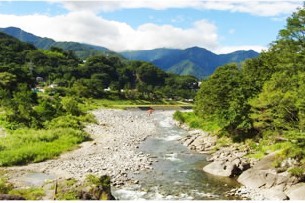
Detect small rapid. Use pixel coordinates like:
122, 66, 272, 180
112, 110, 241, 200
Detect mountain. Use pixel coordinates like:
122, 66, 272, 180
121, 47, 259, 79
0, 27, 115, 59
0, 32, 36, 65
1, 27, 259, 79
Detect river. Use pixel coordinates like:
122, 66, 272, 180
112, 110, 241, 200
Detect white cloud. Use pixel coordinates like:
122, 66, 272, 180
127, 20, 218, 50
0, 12, 219, 51
55, 0, 302, 17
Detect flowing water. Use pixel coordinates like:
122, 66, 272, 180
112, 110, 241, 200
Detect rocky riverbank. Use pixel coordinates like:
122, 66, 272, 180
175, 120, 305, 200
6, 109, 157, 193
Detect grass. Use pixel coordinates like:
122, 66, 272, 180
173, 111, 220, 133
246, 131, 305, 168
54, 175, 113, 200
54, 178, 79, 200
0, 128, 89, 166
288, 167, 305, 178
80, 98, 193, 111
9, 187, 45, 200
0, 175, 13, 194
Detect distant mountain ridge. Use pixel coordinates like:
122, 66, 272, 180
0, 27, 115, 59
121, 47, 259, 79
0, 26, 259, 79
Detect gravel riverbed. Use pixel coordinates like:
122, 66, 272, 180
7, 109, 158, 188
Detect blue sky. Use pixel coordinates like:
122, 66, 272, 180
0, 1, 303, 53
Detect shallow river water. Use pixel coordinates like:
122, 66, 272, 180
112, 110, 241, 200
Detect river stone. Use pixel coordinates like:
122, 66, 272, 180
238, 169, 268, 188
274, 172, 290, 186
261, 186, 289, 200
264, 172, 277, 188
190, 136, 205, 148
253, 152, 277, 170
183, 135, 198, 147
203, 161, 239, 177
238, 152, 279, 188
285, 182, 305, 200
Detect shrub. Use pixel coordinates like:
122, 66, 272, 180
54, 178, 79, 200
61, 97, 82, 116
288, 167, 305, 178
0, 177, 13, 194
173, 111, 185, 123
45, 115, 83, 129
9, 188, 45, 200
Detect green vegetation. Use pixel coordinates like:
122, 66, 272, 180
83, 174, 114, 200
54, 175, 114, 200
177, 4, 305, 169
80, 98, 191, 111
55, 178, 79, 200
174, 111, 220, 132
0, 128, 89, 166
0, 174, 13, 194
9, 187, 45, 200
288, 167, 305, 178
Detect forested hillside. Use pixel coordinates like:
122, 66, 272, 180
121, 47, 259, 79
185, 4, 305, 171
0, 27, 117, 59
1, 27, 259, 79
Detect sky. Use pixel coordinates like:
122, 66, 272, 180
0, 0, 303, 53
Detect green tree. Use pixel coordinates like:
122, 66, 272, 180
2, 84, 38, 127
249, 71, 299, 131
61, 96, 81, 116
195, 64, 242, 127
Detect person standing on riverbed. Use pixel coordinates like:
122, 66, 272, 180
147, 107, 154, 116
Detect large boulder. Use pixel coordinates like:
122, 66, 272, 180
203, 147, 250, 177
237, 152, 304, 200
180, 129, 217, 154
260, 186, 289, 200
237, 153, 290, 189
285, 183, 305, 200
203, 160, 242, 177
238, 169, 271, 188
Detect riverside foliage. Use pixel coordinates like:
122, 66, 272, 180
192, 4, 305, 167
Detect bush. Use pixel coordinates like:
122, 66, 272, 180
9, 188, 45, 200
54, 178, 79, 200
288, 167, 305, 178
173, 111, 220, 132
173, 111, 185, 123
61, 97, 82, 116
0, 177, 13, 194
45, 115, 83, 129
